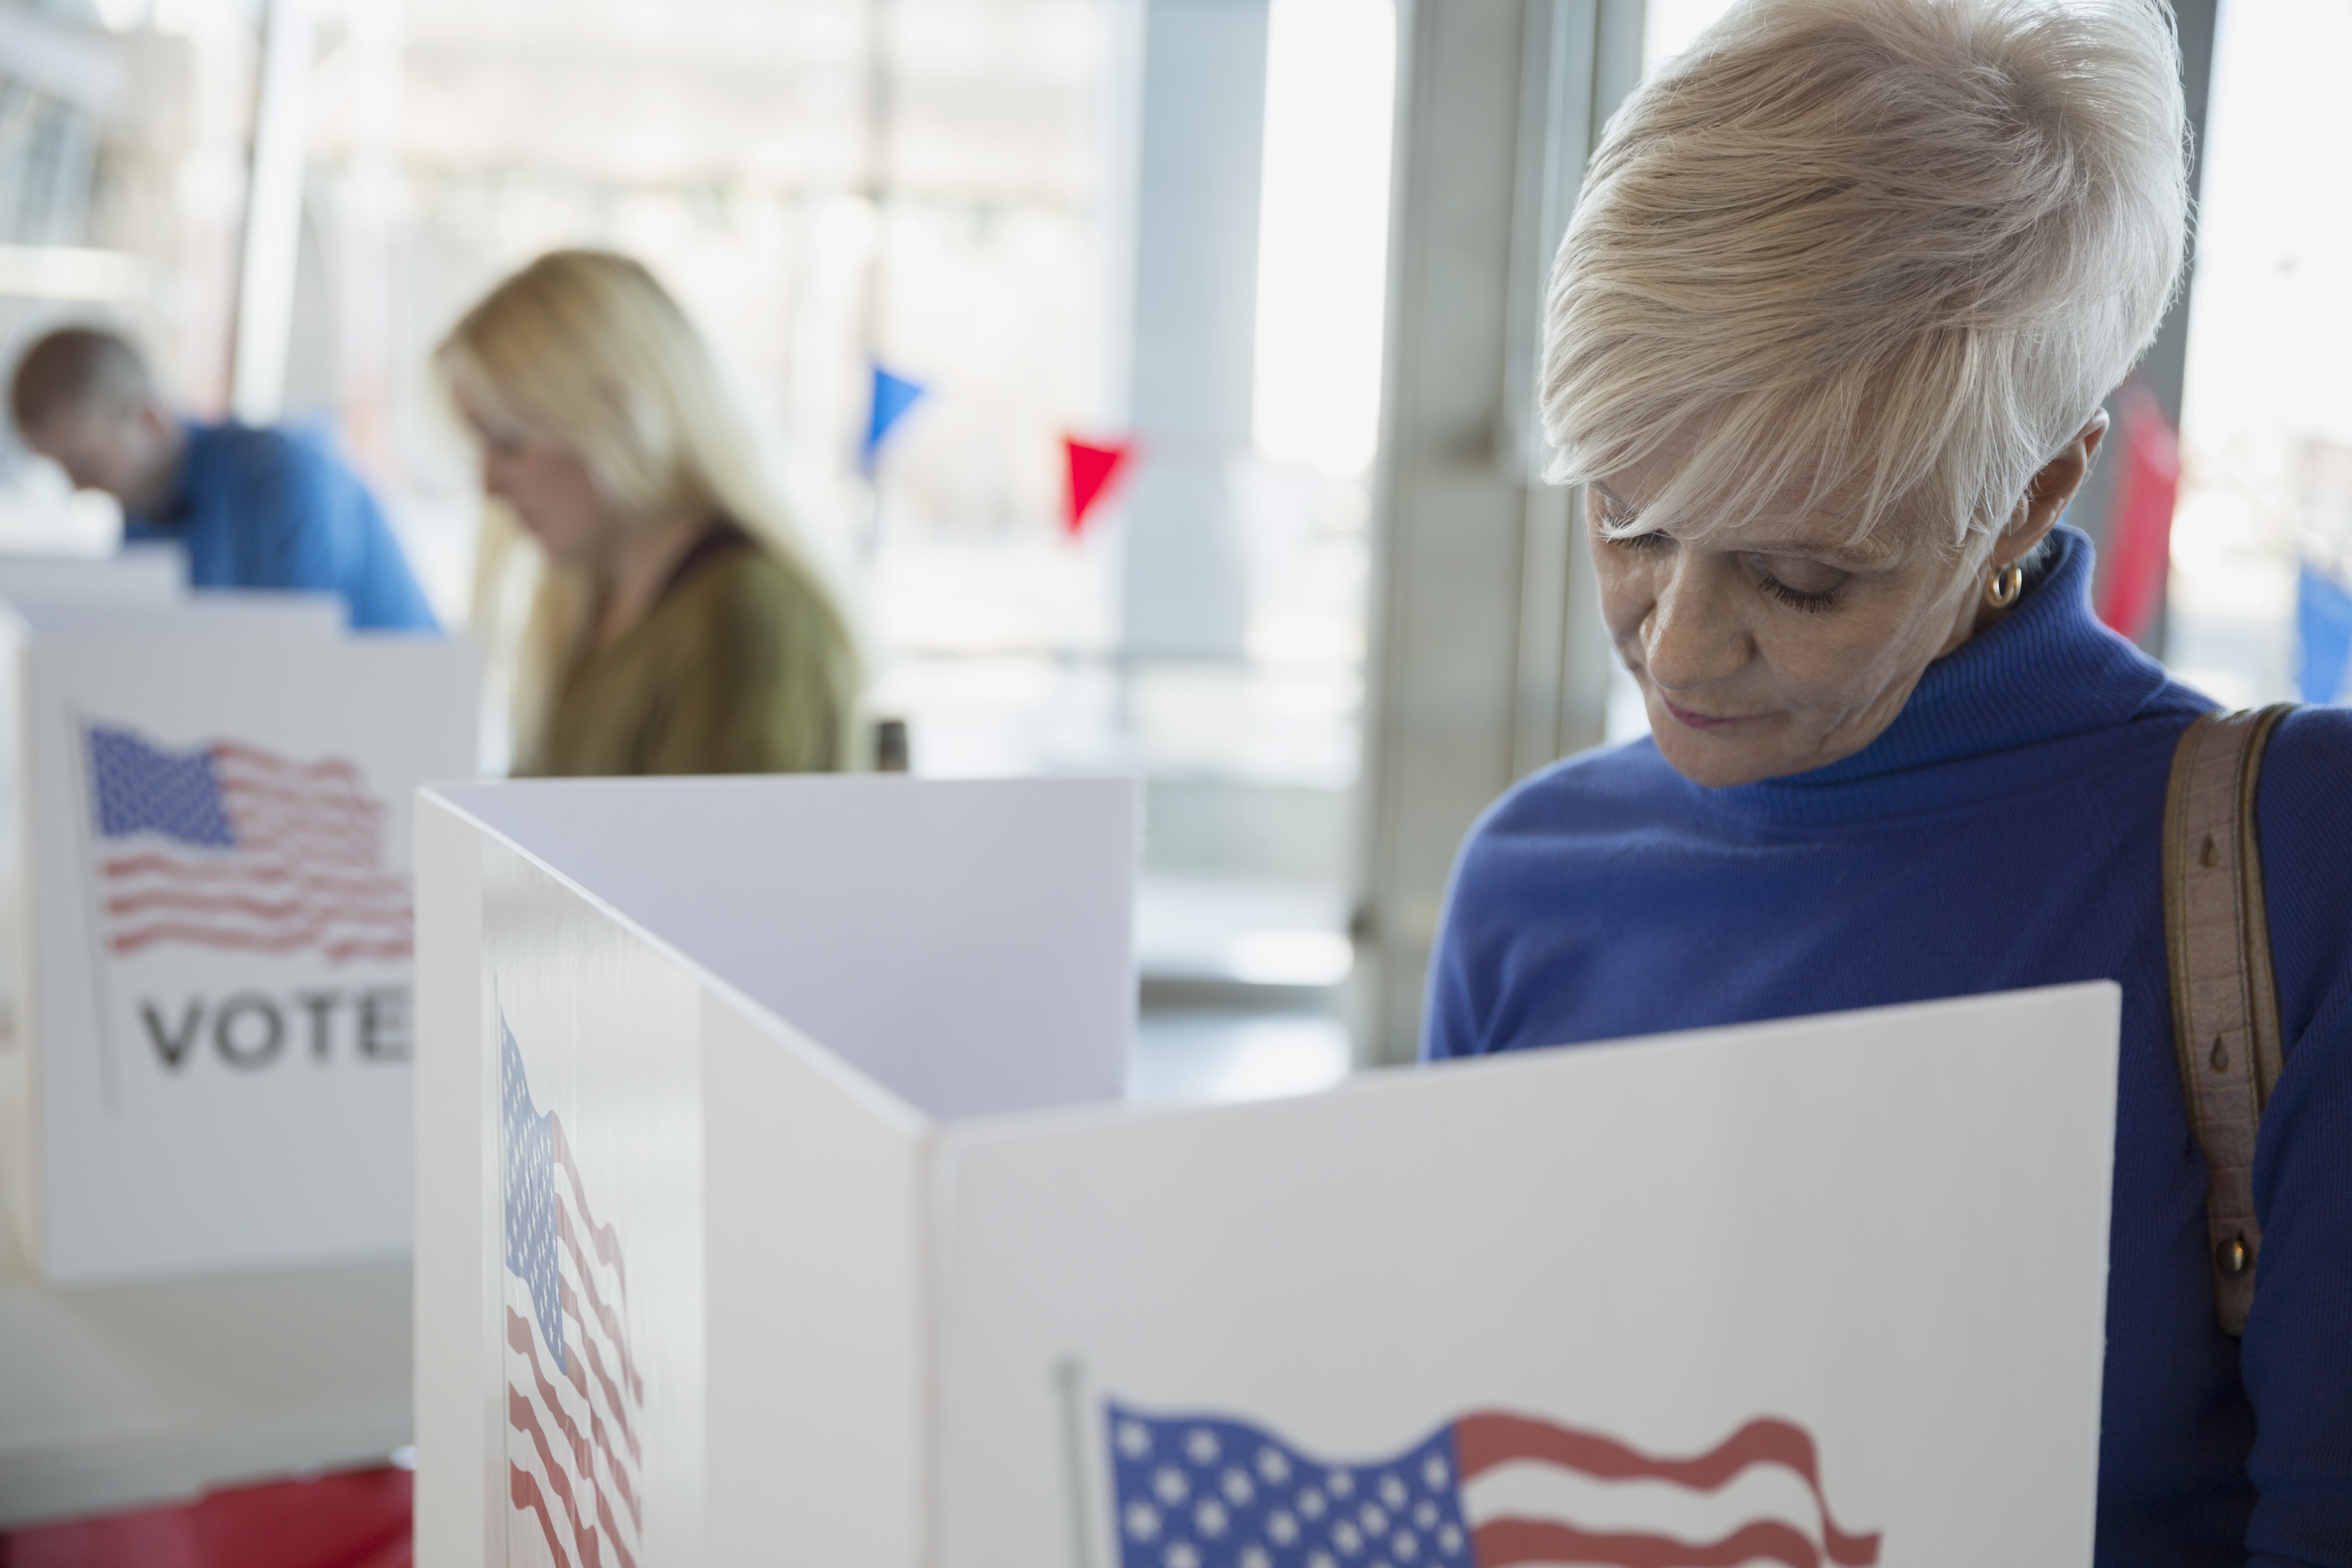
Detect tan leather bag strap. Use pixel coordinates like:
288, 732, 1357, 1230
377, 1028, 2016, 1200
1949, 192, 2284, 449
2163, 704, 2295, 1337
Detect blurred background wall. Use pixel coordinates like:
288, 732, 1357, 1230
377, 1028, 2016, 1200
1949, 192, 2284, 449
0, 0, 1396, 1100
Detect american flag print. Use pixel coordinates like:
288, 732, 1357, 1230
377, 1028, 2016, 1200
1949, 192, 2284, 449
502, 1015, 645, 1568
1106, 1403, 1881, 1568
83, 722, 411, 963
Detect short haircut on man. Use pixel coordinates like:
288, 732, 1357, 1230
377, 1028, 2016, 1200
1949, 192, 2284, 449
10, 326, 156, 433
1540, 0, 2190, 556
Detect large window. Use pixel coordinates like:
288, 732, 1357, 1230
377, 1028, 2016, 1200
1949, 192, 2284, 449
0, 0, 1399, 1100
2168, 0, 2352, 707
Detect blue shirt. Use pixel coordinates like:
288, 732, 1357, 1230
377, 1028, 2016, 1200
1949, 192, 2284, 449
125, 420, 438, 631
1425, 528, 2352, 1567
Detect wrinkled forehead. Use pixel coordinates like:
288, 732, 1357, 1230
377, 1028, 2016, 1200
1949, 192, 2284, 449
1584, 419, 1936, 567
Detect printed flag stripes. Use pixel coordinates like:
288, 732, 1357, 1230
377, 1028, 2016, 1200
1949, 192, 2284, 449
84, 722, 410, 962
1106, 1403, 1880, 1568
503, 1016, 645, 1568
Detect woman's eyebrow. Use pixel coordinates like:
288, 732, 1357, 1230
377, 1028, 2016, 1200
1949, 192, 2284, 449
1587, 484, 1893, 570
1766, 534, 1899, 571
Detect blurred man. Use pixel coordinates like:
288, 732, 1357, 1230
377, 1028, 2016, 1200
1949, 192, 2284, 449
9, 327, 437, 630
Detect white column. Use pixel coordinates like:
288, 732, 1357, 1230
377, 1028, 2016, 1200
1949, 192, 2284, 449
1354, 0, 1642, 1063
231, 0, 315, 426
1120, 0, 1270, 659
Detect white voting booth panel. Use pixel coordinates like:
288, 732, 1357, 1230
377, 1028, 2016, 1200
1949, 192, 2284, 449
2, 600, 475, 1285
416, 776, 2122, 1568
4, 597, 350, 647
0, 546, 187, 608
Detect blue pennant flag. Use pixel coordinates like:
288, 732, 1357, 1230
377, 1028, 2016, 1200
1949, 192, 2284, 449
862, 364, 925, 474
2297, 561, 2352, 704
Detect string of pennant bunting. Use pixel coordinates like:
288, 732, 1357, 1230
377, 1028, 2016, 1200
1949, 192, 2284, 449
862, 361, 1138, 539
866, 356, 2352, 690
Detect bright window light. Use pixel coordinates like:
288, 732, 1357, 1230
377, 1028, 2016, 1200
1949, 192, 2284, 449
1644, 0, 1739, 76
1252, 0, 1397, 479
2168, 0, 2352, 704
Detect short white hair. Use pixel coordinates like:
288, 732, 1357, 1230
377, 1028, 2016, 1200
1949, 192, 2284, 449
1540, 0, 2189, 556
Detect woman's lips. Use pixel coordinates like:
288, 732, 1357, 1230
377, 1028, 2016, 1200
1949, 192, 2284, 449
1660, 697, 1761, 731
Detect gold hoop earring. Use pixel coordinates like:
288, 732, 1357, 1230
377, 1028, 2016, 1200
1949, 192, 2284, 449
1984, 562, 2024, 608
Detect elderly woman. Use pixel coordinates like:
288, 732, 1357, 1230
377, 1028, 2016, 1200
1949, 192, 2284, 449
1426, 1, 2350, 1563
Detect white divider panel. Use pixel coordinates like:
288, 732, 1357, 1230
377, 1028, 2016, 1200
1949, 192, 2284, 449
933, 989, 2120, 1568
416, 779, 2118, 1568
6, 593, 346, 641
446, 775, 1134, 1120
0, 546, 186, 608
3, 614, 474, 1283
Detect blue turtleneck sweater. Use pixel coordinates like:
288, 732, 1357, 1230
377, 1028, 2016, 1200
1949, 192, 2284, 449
1425, 528, 2352, 1567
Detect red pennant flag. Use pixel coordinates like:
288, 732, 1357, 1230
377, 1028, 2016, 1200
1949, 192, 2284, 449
2095, 381, 2180, 644
1062, 435, 1136, 537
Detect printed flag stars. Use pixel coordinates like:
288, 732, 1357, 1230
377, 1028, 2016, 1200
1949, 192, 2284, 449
1105, 1400, 1883, 1568
1108, 1405, 1471, 1568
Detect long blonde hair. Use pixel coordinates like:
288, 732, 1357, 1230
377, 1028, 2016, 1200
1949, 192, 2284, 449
440, 249, 857, 768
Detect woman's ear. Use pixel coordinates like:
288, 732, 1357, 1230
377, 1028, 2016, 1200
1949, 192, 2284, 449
2002, 409, 2111, 562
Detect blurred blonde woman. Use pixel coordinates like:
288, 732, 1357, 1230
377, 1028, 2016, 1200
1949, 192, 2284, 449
441, 249, 858, 776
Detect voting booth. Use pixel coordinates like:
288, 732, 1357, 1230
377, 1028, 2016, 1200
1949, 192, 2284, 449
416, 775, 2122, 1568
0, 547, 189, 610
0, 569, 475, 1286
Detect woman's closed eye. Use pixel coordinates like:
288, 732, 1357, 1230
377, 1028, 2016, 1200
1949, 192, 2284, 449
1752, 556, 1846, 614
1758, 574, 1839, 613
1596, 512, 1853, 613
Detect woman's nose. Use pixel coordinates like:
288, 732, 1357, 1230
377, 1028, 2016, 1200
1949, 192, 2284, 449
1642, 560, 1749, 690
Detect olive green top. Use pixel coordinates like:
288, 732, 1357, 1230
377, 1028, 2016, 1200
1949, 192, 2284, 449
525, 542, 857, 778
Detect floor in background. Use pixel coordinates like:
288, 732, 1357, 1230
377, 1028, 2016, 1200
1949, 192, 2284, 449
1131, 873, 1356, 1107
1132, 1002, 1352, 1107
1134, 879, 1364, 1109
1135, 875, 1354, 989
